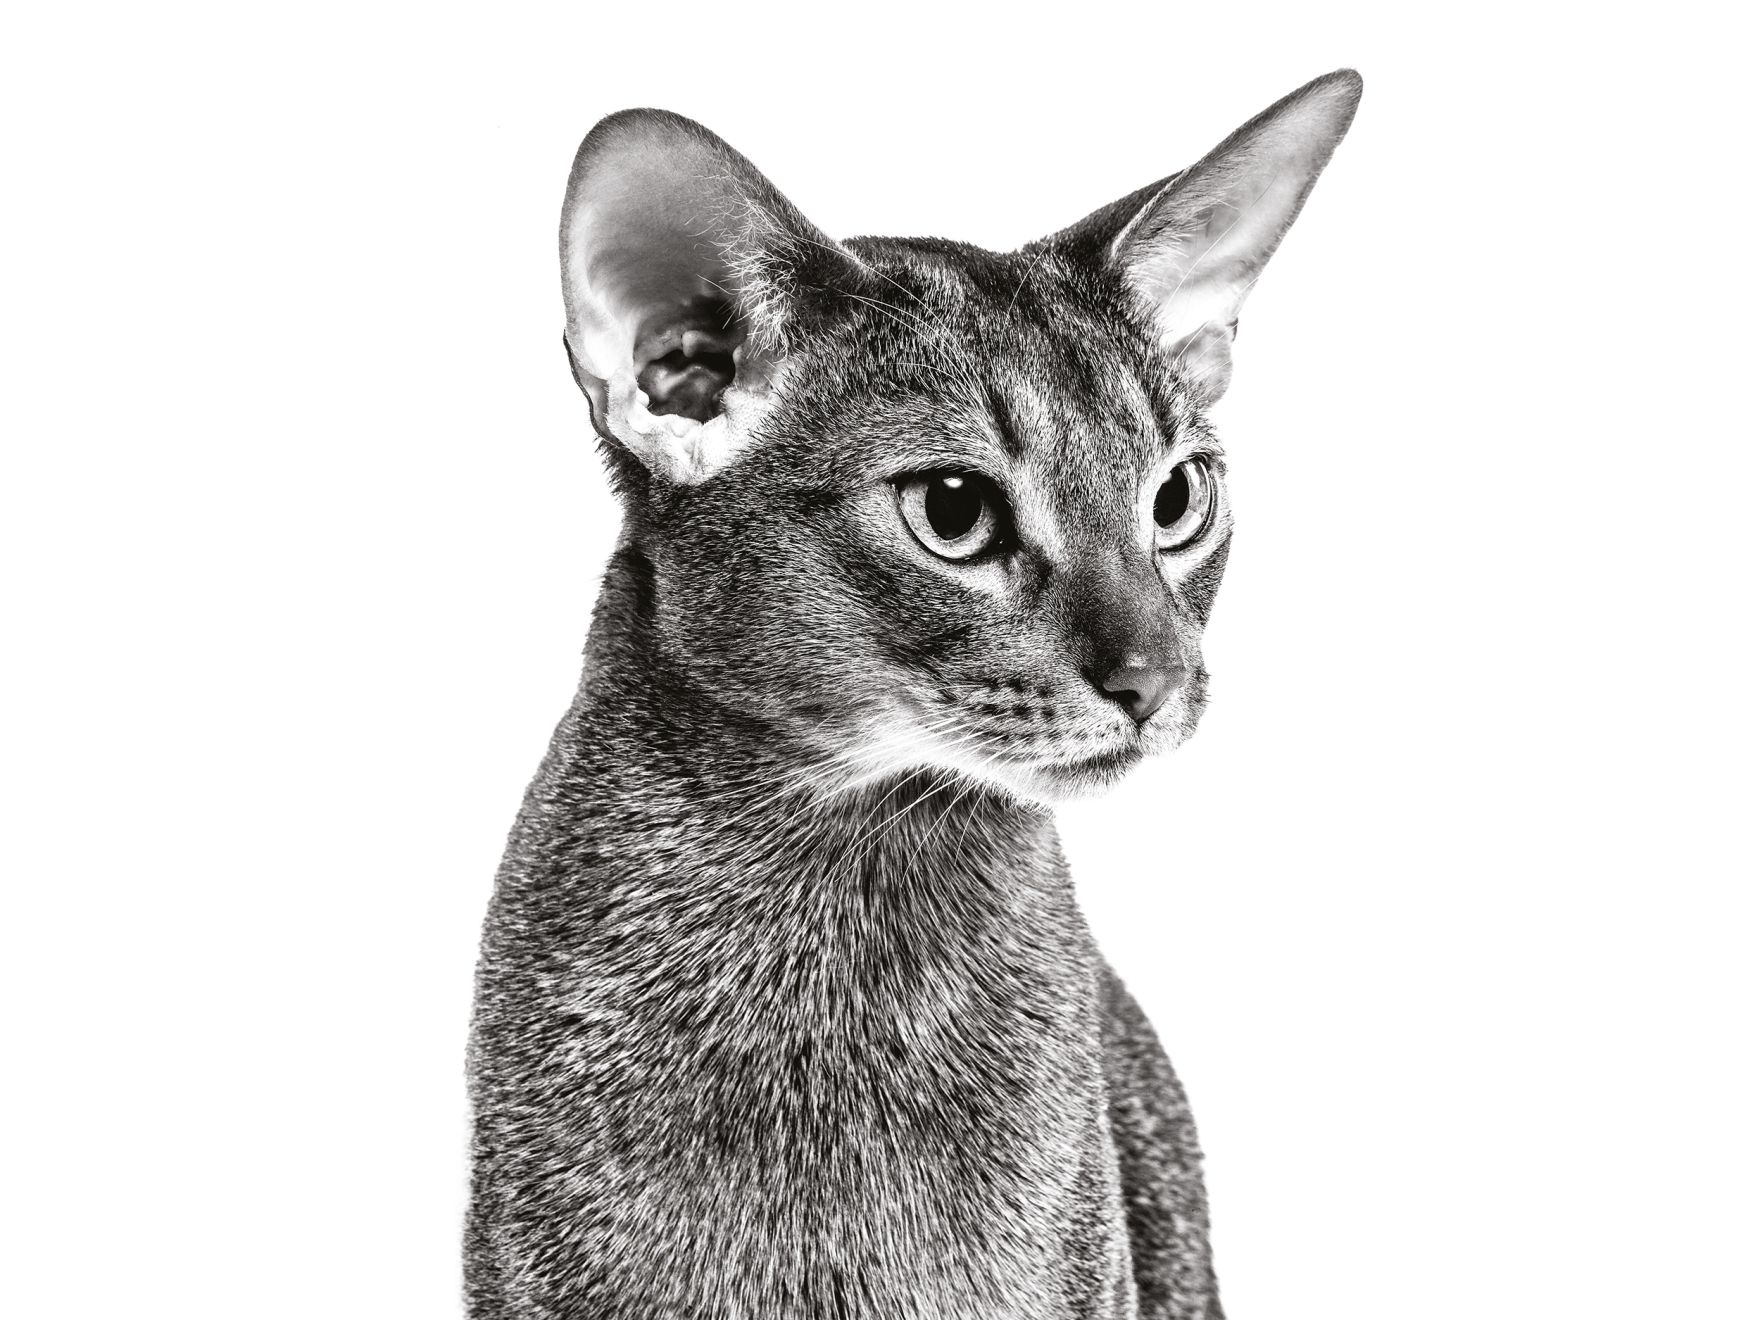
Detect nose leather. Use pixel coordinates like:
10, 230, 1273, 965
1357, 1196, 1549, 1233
1096, 658, 1186, 723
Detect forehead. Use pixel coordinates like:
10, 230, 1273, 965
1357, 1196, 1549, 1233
828, 238, 1191, 521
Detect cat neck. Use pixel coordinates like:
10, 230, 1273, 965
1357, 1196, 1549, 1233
543, 545, 1068, 911
575, 669, 1061, 906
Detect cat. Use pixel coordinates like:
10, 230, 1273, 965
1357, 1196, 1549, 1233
467, 68, 1361, 1319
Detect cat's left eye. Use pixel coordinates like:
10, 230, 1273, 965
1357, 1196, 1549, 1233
1153, 459, 1214, 551
896, 472, 1008, 562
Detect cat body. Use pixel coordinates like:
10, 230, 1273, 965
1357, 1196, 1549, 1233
468, 71, 1360, 1318
468, 580, 1212, 1317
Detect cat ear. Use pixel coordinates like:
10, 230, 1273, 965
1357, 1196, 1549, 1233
1055, 69, 1361, 402
560, 110, 865, 484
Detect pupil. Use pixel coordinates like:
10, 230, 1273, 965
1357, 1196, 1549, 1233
925, 475, 982, 540
1155, 469, 1190, 527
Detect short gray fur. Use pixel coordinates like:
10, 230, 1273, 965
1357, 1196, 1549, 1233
468, 70, 1361, 1318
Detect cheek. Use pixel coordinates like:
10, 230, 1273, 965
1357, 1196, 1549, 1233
1164, 531, 1230, 627
842, 548, 1005, 682
650, 479, 1062, 736
647, 509, 963, 726
890, 584, 1067, 724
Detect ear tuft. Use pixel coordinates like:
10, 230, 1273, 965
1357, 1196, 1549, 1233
560, 110, 862, 484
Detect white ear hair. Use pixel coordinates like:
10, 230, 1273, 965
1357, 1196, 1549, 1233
560, 110, 862, 484
1110, 69, 1361, 401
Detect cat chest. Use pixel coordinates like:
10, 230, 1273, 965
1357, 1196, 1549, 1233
542, 988, 1130, 1317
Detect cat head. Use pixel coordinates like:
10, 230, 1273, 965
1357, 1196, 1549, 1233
561, 71, 1360, 803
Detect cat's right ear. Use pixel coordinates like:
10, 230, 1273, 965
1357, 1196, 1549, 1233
560, 110, 866, 485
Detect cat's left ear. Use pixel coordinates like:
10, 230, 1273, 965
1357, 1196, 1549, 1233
560, 109, 867, 485
1052, 69, 1361, 402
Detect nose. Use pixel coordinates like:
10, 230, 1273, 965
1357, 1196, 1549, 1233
1063, 548, 1188, 725
1093, 656, 1187, 724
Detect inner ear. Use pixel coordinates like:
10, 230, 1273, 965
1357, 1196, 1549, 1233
560, 109, 868, 484
633, 297, 744, 424
1037, 70, 1360, 405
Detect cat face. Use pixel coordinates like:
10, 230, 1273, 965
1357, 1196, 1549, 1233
641, 244, 1226, 801
560, 73, 1359, 802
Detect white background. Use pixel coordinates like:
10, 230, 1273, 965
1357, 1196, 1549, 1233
4, 3, 1753, 1317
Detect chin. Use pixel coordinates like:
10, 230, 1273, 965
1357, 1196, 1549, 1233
1015, 706, 1205, 804
1000, 746, 1149, 806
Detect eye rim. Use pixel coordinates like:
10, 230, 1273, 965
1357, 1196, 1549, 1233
895, 470, 1010, 563
1152, 458, 1215, 552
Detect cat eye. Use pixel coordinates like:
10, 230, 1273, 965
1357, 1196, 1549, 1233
1153, 459, 1214, 551
897, 472, 1008, 562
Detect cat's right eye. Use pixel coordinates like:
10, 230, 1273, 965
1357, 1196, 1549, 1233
896, 472, 1008, 562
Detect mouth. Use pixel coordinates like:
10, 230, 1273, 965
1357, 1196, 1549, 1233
899, 688, 1159, 801
1054, 743, 1143, 774
1014, 740, 1146, 800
